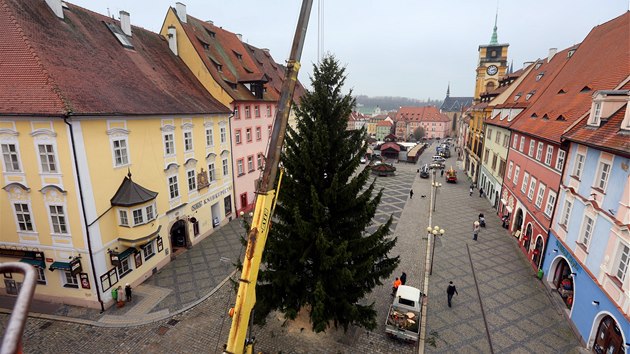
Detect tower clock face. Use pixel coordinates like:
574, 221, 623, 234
487, 65, 498, 75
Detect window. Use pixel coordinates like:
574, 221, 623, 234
1, 144, 20, 172
544, 190, 557, 217
615, 244, 630, 282
545, 146, 554, 165
220, 127, 227, 144
536, 142, 544, 160
146, 204, 155, 221
503, 134, 509, 148
187, 170, 196, 191
528, 141, 535, 157
535, 184, 546, 208
38, 144, 58, 172
579, 215, 595, 247
133, 209, 144, 225
164, 133, 175, 155
36, 268, 46, 284
184, 131, 193, 152
512, 134, 519, 149
521, 173, 529, 193
268, 125, 272, 137
224, 196, 232, 216
205, 128, 214, 147
487, 129, 492, 141
484, 149, 490, 164
116, 257, 131, 277
560, 199, 572, 225
574, 154, 585, 178
257, 153, 263, 169
234, 106, 240, 119
245, 106, 251, 118
513, 166, 520, 184
519, 136, 525, 152
254, 105, 260, 118
111, 139, 128, 167
590, 102, 602, 125
193, 219, 200, 236
596, 162, 611, 190
208, 163, 215, 182
498, 159, 506, 177
222, 158, 229, 176
63, 270, 78, 288
527, 177, 537, 200
507, 161, 513, 179
235, 130, 241, 144
143, 241, 155, 260
168, 175, 179, 199
556, 150, 566, 171
491, 154, 498, 171
247, 156, 254, 172
256, 127, 261, 140
49, 205, 67, 234
119, 210, 128, 226
237, 159, 244, 175
246, 128, 252, 142
266, 105, 271, 117
14, 203, 33, 232
495, 131, 501, 144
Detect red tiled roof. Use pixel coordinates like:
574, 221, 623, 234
377, 120, 392, 127
0, 0, 66, 115
396, 106, 450, 122
1, 0, 229, 116
380, 142, 401, 152
510, 12, 630, 143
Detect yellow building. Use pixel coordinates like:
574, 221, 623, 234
0, 0, 231, 309
465, 15, 509, 181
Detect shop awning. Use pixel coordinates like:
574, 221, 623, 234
118, 247, 136, 260
20, 258, 45, 268
49, 261, 71, 271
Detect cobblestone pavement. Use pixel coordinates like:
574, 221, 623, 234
1, 143, 584, 353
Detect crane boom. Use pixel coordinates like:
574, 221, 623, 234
224, 1, 313, 353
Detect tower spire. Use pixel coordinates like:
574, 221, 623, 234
489, 9, 498, 45
446, 82, 450, 97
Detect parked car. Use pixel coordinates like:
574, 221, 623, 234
432, 156, 446, 163
360, 157, 367, 164
419, 164, 430, 178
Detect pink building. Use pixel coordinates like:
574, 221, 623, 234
395, 106, 450, 140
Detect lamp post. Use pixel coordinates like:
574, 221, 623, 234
431, 180, 442, 212
428, 225, 445, 275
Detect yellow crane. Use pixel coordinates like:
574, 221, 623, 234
224, 1, 313, 353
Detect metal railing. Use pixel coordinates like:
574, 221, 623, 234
1, 262, 36, 354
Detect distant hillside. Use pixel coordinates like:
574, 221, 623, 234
355, 95, 443, 112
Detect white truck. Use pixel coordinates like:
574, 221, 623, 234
385, 285, 422, 342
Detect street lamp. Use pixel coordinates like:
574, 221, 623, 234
429, 225, 445, 275
431, 181, 442, 212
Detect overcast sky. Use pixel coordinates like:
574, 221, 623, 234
71, 0, 627, 101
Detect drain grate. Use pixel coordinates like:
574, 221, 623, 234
39, 322, 53, 330
156, 325, 170, 336
167, 319, 179, 326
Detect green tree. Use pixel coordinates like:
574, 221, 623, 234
412, 127, 425, 141
254, 56, 399, 332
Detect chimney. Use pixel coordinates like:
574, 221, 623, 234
176, 2, 187, 23
45, 0, 64, 19
168, 26, 178, 56
120, 11, 131, 37
236, 33, 242, 41
523, 61, 534, 69
548, 48, 557, 62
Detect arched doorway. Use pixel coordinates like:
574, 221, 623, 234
514, 208, 524, 233
552, 258, 574, 310
532, 235, 544, 268
593, 315, 624, 354
523, 223, 533, 250
170, 220, 188, 250
494, 191, 499, 210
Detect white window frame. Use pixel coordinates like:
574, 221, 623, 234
614, 242, 630, 283
246, 128, 252, 142
559, 199, 572, 226
208, 162, 215, 183
206, 127, 214, 147
589, 102, 602, 126
187, 169, 196, 191
544, 190, 557, 217
535, 183, 546, 209
519, 136, 525, 152
574, 153, 585, 178
556, 150, 566, 171
119, 209, 129, 226
63, 270, 78, 287
512, 134, 519, 149
38, 144, 58, 173
111, 138, 129, 167
513, 165, 520, 184
503, 134, 509, 148
14, 203, 34, 232
168, 175, 179, 199
536, 142, 544, 160
507, 161, 513, 179
254, 105, 260, 118
1, 143, 21, 172
163, 133, 175, 156
220, 127, 227, 144
521, 173, 529, 193
579, 215, 595, 248
143, 241, 156, 260
266, 105, 272, 117
146, 204, 155, 221
495, 131, 501, 144
596, 161, 611, 190
247, 156, 254, 172
527, 177, 537, 200
528, 140, 535, 157
487, 129, 492, 141
235, 130, 241, 144
184, 131, 193, 152
237, 159, 244, 175
545, 146, 554, 165
256, 127, 261, 140
257, 154, 263, 169
116, 257, 131, 277
222, 158, 229, 176
132, 208, 144, 226
49, 204, 68, 234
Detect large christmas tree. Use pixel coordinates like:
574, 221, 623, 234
255, 55, 399, 332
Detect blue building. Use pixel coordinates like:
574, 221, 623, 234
541, 89, 630, 353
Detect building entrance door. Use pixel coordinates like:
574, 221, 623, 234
170, 220, 188, 249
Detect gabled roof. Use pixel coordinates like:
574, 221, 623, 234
510, 12, 629, 143
396, 106, 450, 122
111, 173, 158, 207
0, 0, 229, 116
377, 120, 393, 127
440, 97, 473, 112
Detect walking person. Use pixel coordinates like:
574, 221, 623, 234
446, 281, 458, 307
473, 220, 480, 241
469, 186, 473, 197
440, 169, 444, 177
479, 187, 484, 198
400, 272, 407, 285
125, 283, 133, 302
409, 189, 414, 199
391, 277, 401, 296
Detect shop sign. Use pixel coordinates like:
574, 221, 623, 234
191, 186, 233, 211
80, 273, 90, 289
70, 258, 83, 277
555, 239, 581, 273
0, 248, 44, 261
110, 253, 120, 267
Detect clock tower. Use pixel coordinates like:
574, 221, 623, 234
474, 14, 509, 102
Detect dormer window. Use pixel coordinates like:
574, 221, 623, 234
568, 49, 576, 58
534, 63, 542, 70
535, 73, 544, 81
233, 50, 243, 61
514, 93, 522, 101
105, 22, 133, 49
588, 101, 602, 126
205, 28, 216, 38
526, 92, 534, 100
